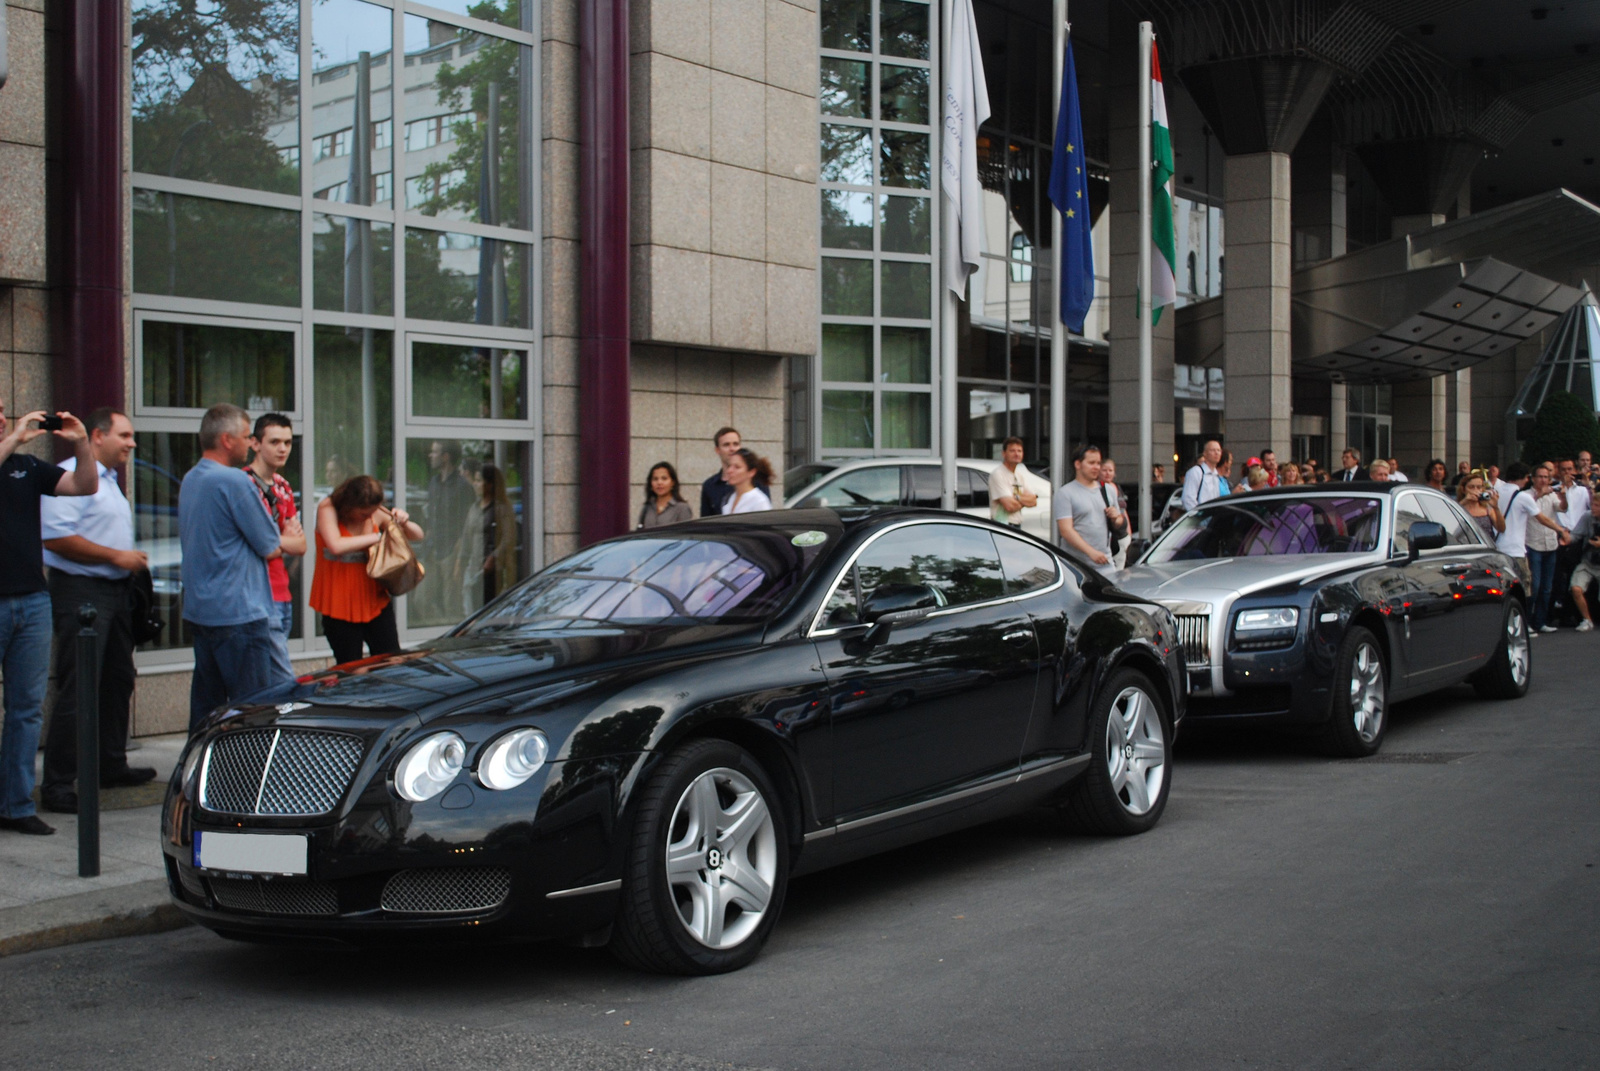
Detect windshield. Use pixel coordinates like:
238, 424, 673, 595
454, 524, 837, 633
1148, 496, 1383, 562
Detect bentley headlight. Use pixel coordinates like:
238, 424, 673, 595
1235, 607, 1300, 632
180, 742, 205, 795
477, 728, 550, 791
394, 732, 467, 802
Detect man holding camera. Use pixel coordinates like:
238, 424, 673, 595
0, 397, 99, 835
38, 408, 158, 814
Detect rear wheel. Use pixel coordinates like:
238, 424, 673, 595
1473, 600, 1532, 700
611, 739, 788, 975
1058, 668, 1171, 835
1323, 626, 1387, 757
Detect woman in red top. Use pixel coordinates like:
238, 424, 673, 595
309, 475, 424, 665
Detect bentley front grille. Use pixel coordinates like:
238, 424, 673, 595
200, 728, 365, 817
1175, 614, 1211, 669
381, 868, 512, 915
208, 877, 338, 916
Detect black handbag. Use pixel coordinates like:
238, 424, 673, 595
129, 568, 164, 646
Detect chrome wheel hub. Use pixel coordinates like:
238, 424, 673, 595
1506, 607, 1529, 687
1350, 642, 1385, 743
1105, 687, 1166, 816
665, 767, 777, 950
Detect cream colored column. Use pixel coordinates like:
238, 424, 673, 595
1222, 152, 1292, 453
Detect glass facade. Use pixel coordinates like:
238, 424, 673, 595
818, 0, 937, 456
129, 0, 540, 663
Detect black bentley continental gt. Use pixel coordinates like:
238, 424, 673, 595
162, 509, 1184, 974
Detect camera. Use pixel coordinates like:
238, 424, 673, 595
1478, 490, 1491, 501
39, 415, 63, 432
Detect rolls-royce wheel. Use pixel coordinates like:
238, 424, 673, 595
1058, 668, 1171, 835
611, 739, 789, 975
1324, 626, 1387, 757
1472, 599, 1532, 701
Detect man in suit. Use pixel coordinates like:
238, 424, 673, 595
1338, 448, 1363, 481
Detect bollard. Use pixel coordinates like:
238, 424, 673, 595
76, 603, 99, 878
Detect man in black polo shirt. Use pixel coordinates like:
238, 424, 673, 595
0, 395, 98, 835
699, 426, 771, 517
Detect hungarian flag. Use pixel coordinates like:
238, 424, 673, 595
1150, 41, 1177, 324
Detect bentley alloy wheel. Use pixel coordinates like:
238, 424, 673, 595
1104, 685, 1167, 817
664, 767, 778, 950
1059, 668, 1172, 835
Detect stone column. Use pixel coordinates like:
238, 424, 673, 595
1222, 152, 1292, 454
1446, 368, 1473, 468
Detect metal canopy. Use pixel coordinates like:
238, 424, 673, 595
1508, 294, 1600, 425
1175, 189, 1600, 384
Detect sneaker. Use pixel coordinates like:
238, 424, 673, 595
1578, 620, 1595, 632
0, 815, 56, 835
1539, 624, 1559, 633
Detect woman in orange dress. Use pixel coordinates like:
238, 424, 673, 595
310, 475, 425, 665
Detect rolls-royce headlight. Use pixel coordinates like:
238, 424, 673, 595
1235, 607, 1300, 632
476, 728, 550, 791
394, 732, 467, 802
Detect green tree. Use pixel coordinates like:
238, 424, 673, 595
1521, 389, 1600, 464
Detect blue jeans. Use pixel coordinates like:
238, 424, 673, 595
0, 592, 52, 818
189, 618, 286, 733
1528, 549, 1558, 630
266, 599, 295, 684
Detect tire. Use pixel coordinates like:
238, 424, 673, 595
1323, 625, 1387, 758
1473, 599, 1532, 701
610, 739, 789, 975
1058, 668, 1172, 835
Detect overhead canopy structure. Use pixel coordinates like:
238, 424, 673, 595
1507, 294, 1600, 443
1176, 189, 1600, 383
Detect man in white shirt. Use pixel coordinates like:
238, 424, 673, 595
987, 436, 1039, 528
38, 408, 155, 814
1495, 463, 1569, 619
1337, 447, 1363, 482
1181, 440, 1225, 510
1557, 459, 1591, 528
1387, 457, 1409, 482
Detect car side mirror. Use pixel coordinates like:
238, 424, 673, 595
1124, 536, 1151, 564
854, 582, 939, 648
1408, 520, 1447, 560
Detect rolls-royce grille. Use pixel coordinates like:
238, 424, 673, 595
1175, 614, 1211, 668
381, 868, 512, 914
208, 877, 338, 916
201, 729, 364, 816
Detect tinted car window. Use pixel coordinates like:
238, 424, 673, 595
995, 533, 1058, 594
457, 527, 835, 632
909, 465, 988, 509
963, 467, 989, 509
798, 466, 902, 508
1420, 494, 1480, 546
1149, 496, 1383, 561
855, 523, 1006, 608
1392, 494, 1426, 555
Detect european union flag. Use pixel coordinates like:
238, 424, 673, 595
1048, 35, 1094, 334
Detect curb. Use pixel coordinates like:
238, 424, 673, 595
0, 878, 190, 958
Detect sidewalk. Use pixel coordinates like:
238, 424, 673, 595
0, 733, 190, 957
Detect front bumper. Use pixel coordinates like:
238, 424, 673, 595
1183, 630, 1333, 725
161, 751, 640, 945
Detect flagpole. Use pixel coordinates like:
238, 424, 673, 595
940, 0, 958, 512
1049, 0, 1067, 540
1137, 21, 1154, 542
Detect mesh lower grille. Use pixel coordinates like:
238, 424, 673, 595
177, 862, 206, 899
1175, 614, 1211, 668
381, 868, 512, 914
209, 877, 338, 916
201, 729, 364, 816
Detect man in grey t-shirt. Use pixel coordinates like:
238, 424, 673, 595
1054, 444, 1120, 567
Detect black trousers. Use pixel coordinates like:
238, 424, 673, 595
43, 571, 135, 794
321, 602, 400, 666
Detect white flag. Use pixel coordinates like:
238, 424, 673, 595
941, 0, 990, 299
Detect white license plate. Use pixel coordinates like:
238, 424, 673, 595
193, 831, 308, 875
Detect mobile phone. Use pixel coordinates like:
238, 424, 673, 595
40, 415, 63, 432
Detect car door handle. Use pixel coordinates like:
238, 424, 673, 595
1002, 629, 1033, 645
1436, 562, 1473, 574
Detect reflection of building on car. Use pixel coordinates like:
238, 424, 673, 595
163, 508, 1182, 975
1120, 484, 1531, 757
782, 458, 1053, 540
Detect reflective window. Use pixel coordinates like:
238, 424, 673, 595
132, 191, 300, 306
854, 523, 1006, 608
141, 321, 295, 413
1149, 497, 1385, 561
312, 214, 395, 315
821, 125, 874, 186
1420, 494, 1482, 547
823, 324, 872, 382
312, 325, 394, 495
995, 533, 1058, 594
821, 0, 872, 52
1392, 494, 1427, 556
822, 190, 874, 251
312, 0, 393, 207
907, 465, 994, 510
881, 326, 931, 383
821, 58, 870, 118
881, 392, 930, 449
798, 465, 901, 508
405, 229, 531, 327
879, 0, 930, 59
821, 392, 874, 451
132, 432, 200, 651
821, 258, 873, 317
412, 341, 528, 421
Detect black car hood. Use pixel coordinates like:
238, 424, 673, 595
268, 624, 761, 722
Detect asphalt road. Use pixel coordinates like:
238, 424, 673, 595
4, 634, 1597, 1071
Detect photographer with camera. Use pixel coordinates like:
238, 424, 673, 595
0, 397, 98, 835
1457, 470, 1505, 543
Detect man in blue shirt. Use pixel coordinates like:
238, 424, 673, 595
0, 395, 99, 835
179, 404, 288, 732
39, 408, 157, 813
